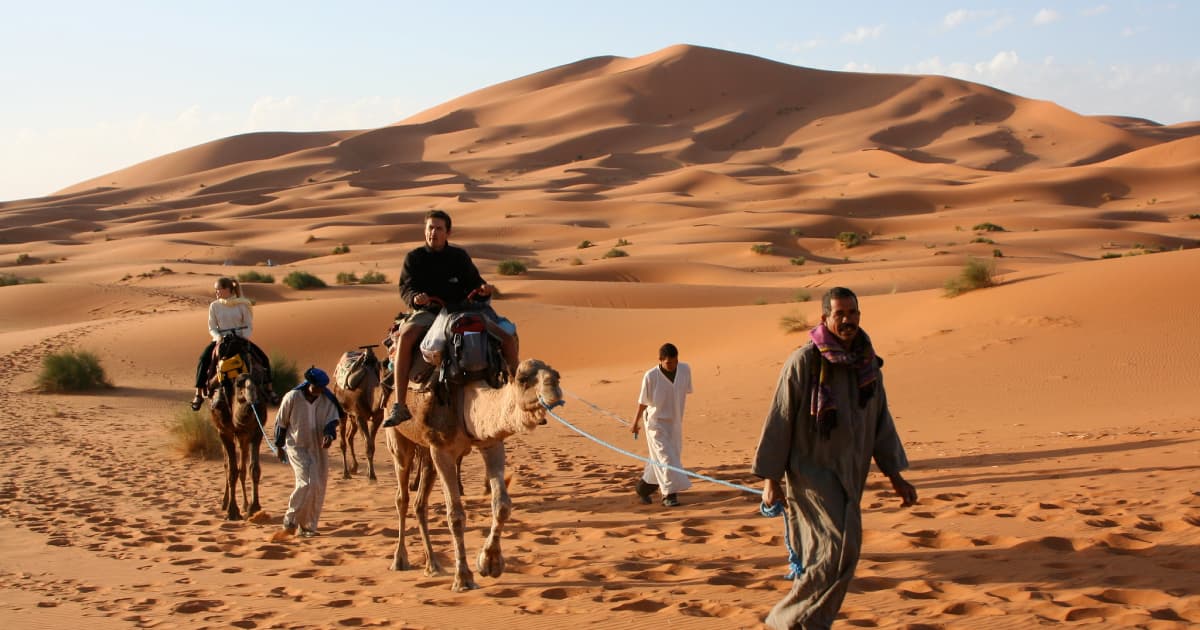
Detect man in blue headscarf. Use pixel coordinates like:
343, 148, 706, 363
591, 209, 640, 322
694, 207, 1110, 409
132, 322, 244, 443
273, 366, 340, 538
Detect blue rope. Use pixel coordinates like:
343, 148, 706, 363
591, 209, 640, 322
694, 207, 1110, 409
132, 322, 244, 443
541, 397, 804, 580
759, 500, 805, 580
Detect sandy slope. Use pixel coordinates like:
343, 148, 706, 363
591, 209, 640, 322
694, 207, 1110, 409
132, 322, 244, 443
2, 45, 1198, 629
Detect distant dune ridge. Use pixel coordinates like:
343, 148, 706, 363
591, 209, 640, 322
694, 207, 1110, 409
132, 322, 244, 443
1, 45, 1198, 629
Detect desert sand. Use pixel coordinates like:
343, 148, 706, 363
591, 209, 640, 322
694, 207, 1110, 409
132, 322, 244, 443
1, 45, 1198, 629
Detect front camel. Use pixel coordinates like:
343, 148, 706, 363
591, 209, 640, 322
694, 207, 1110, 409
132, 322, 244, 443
384, 358, 562, 592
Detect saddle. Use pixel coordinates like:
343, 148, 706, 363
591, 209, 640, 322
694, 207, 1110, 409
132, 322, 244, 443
382, 306, 507, 396
335, 346, 381, 390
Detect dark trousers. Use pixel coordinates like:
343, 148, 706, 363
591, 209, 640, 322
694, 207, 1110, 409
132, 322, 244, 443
195, 340, 272, 389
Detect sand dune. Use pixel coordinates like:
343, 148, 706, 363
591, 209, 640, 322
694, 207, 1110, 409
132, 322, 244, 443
2, 44, 1198, 628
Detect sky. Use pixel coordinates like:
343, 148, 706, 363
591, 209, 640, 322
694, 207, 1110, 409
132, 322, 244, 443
1, 1, 1197, 202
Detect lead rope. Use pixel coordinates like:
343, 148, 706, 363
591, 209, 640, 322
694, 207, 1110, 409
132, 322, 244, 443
541, 394, 803, 579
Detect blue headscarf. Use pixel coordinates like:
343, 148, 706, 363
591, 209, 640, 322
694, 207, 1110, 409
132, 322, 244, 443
294, 366, 330, 390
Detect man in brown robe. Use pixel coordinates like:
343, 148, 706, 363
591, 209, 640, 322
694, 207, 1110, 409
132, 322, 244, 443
753, 286, 917, 629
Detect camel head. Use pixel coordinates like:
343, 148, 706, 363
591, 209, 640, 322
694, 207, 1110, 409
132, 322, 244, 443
513, 358, 562, 426
233, 373, 262, 409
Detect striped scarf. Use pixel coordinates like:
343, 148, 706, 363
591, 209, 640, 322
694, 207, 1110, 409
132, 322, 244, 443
809, 325, 880, 439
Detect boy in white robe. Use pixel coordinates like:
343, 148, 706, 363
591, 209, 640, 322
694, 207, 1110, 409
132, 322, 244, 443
630, 343, 694, 507
273, 367, 340, 538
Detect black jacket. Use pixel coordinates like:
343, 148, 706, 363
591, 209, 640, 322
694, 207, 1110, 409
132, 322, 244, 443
398, 244, 485, 310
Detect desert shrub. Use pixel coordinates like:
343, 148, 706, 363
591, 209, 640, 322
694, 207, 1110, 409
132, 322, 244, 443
238, 270, 275, 283
944, 258, 996, 297
336, 272, 359, 285
751, 243, 774, 255
36, 349, 111, 392
836, 232, 862, 248
497, 259, 527, 276
270, 351, 300, 394
973, 222, 1005, 232
569, 257, 583, 266
789, 228, 804, 237
333, 243, 350, 255
167, 406, 222, 459
16, 253, 32, 265
577, 240, 593, 249
283, 271, 326, 290
971, 237, 995, 244
1101, 252, 1122, 259
992, 249, 1004, 258
602, 248, 628, 259
359, 270, 387, 284
1186, 213, 1200, 220
0, 274, 43, 286
794, 290, 811, 302
789, 257, 806, 266
780, 313, 809, 333
615, 238, 632, 247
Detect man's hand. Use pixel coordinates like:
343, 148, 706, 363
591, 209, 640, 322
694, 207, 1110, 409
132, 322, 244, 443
414, 292, 430, 306
889, 473, 917, 507
762, 478, 783, 507
476, 283, 495, 298
630, 418, 641, 439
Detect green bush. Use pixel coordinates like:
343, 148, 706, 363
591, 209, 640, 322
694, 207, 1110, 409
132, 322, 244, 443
577, 240, 593, 249
751, 243, 774, 255
789, 257, 806, 266
1187, 213, 1200, 220
1101, 252, 1122, 259
359, 270, 387, 284
794, 290, 811, 302
16, 253, 32, 265
336, 272, 359, 285
602, 248, 629, 259
569, 257, 583, 266
283, 271, 326, 290
0, 274, 43, 286
992, 249, 1004, 258
333, 243, 350, 255
270, 351, 300, 395
497, 259, 527, 276
167, 406, 223, 459
971, 237, 995, 244
944, 258, 996, 297
36, 349, 111, 392
780, 314, 809, 334
238, 270, 275, 283
615, 238, 632, 247
836, 232, 862, 248
973, 222, 1005, 232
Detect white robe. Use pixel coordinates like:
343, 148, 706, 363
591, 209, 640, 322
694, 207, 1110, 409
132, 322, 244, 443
275, 389, 340, 532
638, 363, 693, 494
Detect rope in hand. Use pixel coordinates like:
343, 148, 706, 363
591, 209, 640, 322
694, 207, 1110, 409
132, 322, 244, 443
545, 391, 804, 579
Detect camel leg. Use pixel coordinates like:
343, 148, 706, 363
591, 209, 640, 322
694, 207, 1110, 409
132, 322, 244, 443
387, 431, 412, 571
237, 436, 252, 520
357, 411, 374, 483
220, 434, 242, 521
476, 443, 511, 578
430, 447, 477, 592
339, 412, 353, 480
414, 449, 442, 577
247, 415, 263, 516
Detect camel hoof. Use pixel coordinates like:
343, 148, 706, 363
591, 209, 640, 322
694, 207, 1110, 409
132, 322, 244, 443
477, 550, 505, 578
390, 560, 410, 571
451, 576, 479, 592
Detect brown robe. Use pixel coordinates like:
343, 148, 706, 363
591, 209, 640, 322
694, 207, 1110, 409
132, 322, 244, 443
752, 341, 910, 630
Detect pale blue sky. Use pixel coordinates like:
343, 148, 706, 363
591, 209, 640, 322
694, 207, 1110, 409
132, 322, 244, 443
2, 1, 1196, 202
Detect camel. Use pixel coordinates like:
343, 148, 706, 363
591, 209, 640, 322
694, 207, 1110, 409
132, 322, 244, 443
384, 357, 562, 592
331, 346, 385, 482
209, 371, 266, 520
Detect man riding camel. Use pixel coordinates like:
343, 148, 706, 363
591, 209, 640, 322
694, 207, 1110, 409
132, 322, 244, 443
383, 209, 519, 427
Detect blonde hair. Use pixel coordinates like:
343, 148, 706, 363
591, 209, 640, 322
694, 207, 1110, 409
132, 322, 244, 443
216, 276, 243, 298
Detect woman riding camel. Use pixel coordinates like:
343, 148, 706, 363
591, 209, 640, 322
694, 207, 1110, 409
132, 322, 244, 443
191, 277, 277, 410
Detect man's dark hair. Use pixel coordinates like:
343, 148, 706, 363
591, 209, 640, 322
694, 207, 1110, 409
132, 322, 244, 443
425, 209, 452, 232
821, 287, 858, 316
658, 343, 679, 359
